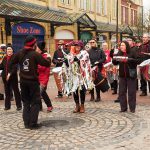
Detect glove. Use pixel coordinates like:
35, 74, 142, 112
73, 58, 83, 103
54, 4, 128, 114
94, 61, 99, 65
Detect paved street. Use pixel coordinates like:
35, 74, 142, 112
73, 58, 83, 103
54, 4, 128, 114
0, 76, 150, 150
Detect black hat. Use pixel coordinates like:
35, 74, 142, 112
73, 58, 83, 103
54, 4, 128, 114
37, 41, 46, 52
24, 35, 36, 47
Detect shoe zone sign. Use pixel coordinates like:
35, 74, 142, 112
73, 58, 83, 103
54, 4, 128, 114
12, 22, 44, 35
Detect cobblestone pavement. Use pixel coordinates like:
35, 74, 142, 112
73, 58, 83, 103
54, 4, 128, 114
0, 77, 150, 150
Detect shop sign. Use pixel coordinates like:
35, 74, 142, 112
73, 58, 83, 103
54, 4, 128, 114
12, 22, 44, 35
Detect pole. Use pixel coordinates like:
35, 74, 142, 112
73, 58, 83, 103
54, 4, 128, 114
116, 0, 119, 47
142, 5, 144, 36
0, 24, 4, 43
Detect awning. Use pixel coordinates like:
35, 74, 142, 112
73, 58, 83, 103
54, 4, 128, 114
96, 22, 122, 33
120, 25, 133, 35
0, 0, 72, 24
70, 13, 96, 28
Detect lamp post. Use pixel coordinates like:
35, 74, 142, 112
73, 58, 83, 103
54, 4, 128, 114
116, 0, 119, 47
0, 24, 4, 44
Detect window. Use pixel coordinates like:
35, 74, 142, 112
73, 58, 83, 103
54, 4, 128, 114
103, 0, 107, 15
96, 0, 107, 15
59, 0, 71, 5
113, 0, 117, 18
66, 0, 71, 4
79, 0, 89, 11
121, 6, 125, 24
89, 0, 94, 11
60, 0, 65, 3
134, 10, 137, 25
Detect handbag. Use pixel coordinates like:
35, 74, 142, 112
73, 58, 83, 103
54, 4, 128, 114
128, 67, 137, 78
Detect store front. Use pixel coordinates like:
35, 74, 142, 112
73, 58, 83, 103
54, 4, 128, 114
12, 22, 45, 53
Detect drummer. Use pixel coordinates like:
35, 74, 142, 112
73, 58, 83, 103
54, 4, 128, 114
52, 40, 69, 98
138, 34, 150, 96
88, 39, 106, 102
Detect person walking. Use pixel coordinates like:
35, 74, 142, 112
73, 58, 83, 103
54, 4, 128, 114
36, 41, 53, 112
9, 35, 51, 129
113, 41, 138, 113
0, 45, 22, 110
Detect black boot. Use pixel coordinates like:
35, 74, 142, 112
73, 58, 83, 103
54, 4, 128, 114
56, 91, 63, 98
90, 89, 95, 101
95, 88, 101, 102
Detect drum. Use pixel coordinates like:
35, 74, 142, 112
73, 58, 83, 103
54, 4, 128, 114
92, 66, 110, 93
52, 67, 62, 73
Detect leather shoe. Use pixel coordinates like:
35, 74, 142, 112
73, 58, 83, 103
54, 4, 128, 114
4, 108, 10, 110
95, 98, 101, 102
130, 110, 135, 113
16, 107, 22, 111
114, 99, 120, 103
120, 109, 127, 113
29, 123, 42, 130
112, 91, 117, 95
139, 92, 147, 96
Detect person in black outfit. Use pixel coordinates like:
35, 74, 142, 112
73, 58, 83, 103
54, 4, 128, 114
88, 39, 106, 102
112, 41, 138, 113
0, 45, 22, 110
9, 36, 51, 129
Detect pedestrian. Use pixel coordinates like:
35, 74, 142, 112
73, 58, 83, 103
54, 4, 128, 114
0, 45, 22, 110
36, 41, 53, 112
113, 41, 138, 113
9, 35, 51, 129
52, 40, 69, 98
88, 39, 106, 102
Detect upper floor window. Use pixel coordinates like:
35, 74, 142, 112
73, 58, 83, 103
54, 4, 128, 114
96, 0, 107, 15
121, 6, 129, 24
79, 0, 94, 11
59, 0, 71, 5
112, 0, 117, 18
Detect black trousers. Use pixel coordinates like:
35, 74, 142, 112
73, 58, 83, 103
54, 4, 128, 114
40, 86, 52, 108
140, 74, 150, 93
20, 80, 41, 127
119, 77, 136, 111
3, 77, 21, 109
73, 87, 86, 105
112, 80, 118, 93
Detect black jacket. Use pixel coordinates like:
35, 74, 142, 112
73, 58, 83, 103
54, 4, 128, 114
88, 47, 106, 71
0, 55, 18, 81
52, 49, 69, 67
112, 48, 138, 78
138, 41, 150, 63
10, 48, 50, 82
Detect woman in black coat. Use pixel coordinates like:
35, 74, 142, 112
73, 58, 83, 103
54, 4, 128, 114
0, 46, 22, 110
112, 41, 138, 113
